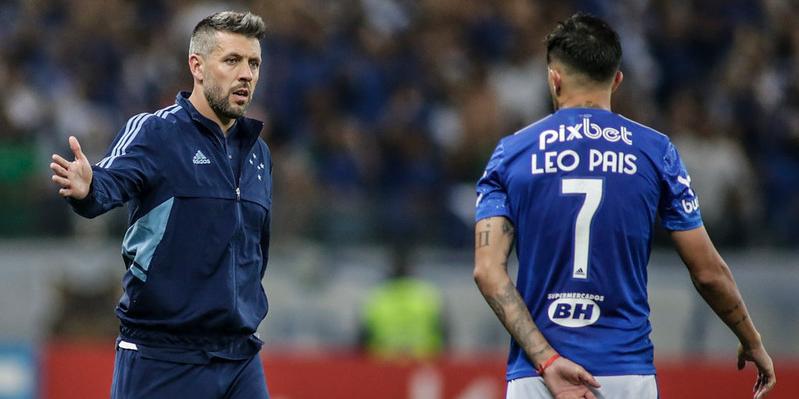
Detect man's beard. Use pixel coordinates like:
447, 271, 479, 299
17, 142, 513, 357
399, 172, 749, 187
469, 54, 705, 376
205, 84, 248, 120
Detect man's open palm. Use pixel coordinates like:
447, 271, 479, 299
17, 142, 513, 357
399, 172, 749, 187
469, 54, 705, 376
51, 136, 92, 200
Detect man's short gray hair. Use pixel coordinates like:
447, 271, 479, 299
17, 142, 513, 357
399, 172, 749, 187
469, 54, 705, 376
189, 11, 266, 56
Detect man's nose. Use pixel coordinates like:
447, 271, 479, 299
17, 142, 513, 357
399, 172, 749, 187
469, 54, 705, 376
238, 65, 253, 81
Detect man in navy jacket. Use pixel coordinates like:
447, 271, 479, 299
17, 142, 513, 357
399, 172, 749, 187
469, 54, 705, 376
50, 11, 272, 399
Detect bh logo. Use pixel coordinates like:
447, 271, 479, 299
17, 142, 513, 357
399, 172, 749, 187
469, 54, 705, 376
547, 298, 601, 327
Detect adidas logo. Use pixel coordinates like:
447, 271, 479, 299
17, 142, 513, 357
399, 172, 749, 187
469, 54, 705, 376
192, 150, 210, 165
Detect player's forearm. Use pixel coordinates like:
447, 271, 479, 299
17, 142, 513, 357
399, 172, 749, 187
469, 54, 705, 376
691, 268, 761, 349
475, 272, 557, 365
474, 217, 557, 366
671, 227, 762, 349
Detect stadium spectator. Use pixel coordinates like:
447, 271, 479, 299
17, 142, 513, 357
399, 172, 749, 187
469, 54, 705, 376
359, 245, 447, 361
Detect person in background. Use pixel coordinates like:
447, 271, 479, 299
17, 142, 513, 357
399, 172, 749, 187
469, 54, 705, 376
360, 244, 447, 361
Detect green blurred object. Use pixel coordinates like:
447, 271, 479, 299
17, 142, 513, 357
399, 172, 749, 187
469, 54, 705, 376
362, 277, 445, 360
0, 141, 37, 236
0, 141, 36, 183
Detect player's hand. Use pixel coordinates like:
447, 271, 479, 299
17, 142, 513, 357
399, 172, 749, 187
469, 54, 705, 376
542, 356, 601, 399
50, 136, 93, 200
737, 342, 776, 399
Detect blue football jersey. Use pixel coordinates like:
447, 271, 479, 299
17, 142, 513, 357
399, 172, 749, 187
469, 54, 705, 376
475, 108, 702, 380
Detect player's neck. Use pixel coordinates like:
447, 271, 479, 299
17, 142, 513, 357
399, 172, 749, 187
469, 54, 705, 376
555, 92, 612, 111
188, 89, 235, 135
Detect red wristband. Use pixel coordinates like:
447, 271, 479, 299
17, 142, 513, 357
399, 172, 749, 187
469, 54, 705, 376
536, 353, 560, 375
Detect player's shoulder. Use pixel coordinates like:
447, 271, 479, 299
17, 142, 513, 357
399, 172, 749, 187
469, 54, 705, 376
511, 113, 557, 138
115, 105, 187, 149
498, 113, 558, 149
122, 103, 184, 130
615, 113, 672, 149
148, 103, 186, 125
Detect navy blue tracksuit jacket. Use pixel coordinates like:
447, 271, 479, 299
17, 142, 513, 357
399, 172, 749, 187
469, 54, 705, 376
69, 92, 272, 360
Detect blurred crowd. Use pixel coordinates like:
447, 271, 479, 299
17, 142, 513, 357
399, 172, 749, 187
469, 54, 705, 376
1, 0, 797, 247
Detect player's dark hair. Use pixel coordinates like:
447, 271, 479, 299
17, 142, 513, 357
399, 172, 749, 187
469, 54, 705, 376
189, 11, 266, 55
546, 13, 622, 83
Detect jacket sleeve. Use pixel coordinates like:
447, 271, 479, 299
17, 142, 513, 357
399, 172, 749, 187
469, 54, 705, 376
68, 113, 161, 218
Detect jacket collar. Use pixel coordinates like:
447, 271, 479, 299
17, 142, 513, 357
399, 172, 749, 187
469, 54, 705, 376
176, 91, 264, 144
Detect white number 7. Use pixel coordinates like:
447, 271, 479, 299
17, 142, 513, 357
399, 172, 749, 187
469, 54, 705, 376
561, 178, 603, 279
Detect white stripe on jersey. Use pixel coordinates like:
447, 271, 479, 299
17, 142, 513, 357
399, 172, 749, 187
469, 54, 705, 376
103, 113, 154, 168
155, 104, 179, 118
97, 113, 146, 168
163, 105, 182, 118
97, 104, 179, 168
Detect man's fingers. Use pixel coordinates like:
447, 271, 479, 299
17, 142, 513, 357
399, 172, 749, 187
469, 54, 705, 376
69, 136, 85, 160
754, 373, 775, 399
579, 370, 601, 388
757, 374, 777, 398
52, 154, 71, 170
52, 175, 71, 187
583, 389, 598, 399
58, 188, 72, 197
50, 163, 69, 177
763, 374, 776, 396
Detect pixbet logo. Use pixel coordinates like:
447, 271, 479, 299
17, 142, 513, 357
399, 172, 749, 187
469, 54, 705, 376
547, 298, 601, 327
537, 116, 633, 151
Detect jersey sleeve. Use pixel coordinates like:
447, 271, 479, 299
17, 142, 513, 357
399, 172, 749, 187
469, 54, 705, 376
68, 113, 161, 218
475, 140, 512, 222
658, 141, 703, 231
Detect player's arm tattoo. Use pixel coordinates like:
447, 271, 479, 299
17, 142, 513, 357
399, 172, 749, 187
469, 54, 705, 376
476, 224, 490, 249
477, 219, 550, 363
720, 300, 749, 327
485, 280, 550, 363
720, 302, 740, 317
729, 314, 749, 327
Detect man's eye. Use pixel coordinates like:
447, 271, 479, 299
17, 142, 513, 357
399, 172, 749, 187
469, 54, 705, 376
226, 58, 237, 65
250, 60, 260, 68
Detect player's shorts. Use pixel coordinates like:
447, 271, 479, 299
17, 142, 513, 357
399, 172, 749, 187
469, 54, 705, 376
111, 341, 269, 399
507, 374, 657, 399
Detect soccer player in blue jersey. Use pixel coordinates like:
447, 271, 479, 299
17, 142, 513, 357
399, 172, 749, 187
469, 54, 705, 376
474, 13, 775, 399
50, 11, 272, 399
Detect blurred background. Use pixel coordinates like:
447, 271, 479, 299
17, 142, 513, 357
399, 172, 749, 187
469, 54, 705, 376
0, 0, 797, 398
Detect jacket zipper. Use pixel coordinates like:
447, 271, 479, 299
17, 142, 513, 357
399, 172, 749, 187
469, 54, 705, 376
219, 133, 241, 316
232, 145, 250, 318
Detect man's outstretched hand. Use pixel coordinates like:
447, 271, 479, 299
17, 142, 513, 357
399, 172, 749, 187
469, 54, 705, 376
738, 343, 776, 399
543, 356, 601, 399
50, 136, 92, 200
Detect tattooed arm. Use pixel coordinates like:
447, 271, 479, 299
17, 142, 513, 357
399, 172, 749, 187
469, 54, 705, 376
671, 226, 775, 399
474, 217, 599, 398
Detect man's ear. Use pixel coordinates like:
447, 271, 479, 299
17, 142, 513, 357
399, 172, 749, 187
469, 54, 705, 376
189, 53, 204, 82
611, 70, 623, 92
548, 67, 562, 97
